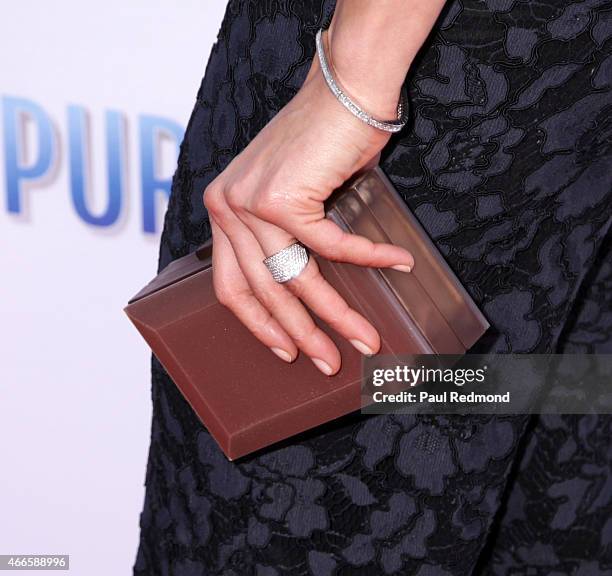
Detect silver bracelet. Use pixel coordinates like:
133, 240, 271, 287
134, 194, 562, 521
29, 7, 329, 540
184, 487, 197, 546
315, 28, 409, 133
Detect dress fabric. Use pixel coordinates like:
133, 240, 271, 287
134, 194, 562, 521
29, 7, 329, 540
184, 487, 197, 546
134, 1, 612, 574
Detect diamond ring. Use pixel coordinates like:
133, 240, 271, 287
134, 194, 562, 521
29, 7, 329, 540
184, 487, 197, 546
263, 241, 310, 283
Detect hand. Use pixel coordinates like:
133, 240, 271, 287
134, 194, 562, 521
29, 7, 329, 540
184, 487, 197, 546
203, 53, 414, 376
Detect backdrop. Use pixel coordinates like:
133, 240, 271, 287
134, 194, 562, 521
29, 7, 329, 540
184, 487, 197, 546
0, 1, 226, 573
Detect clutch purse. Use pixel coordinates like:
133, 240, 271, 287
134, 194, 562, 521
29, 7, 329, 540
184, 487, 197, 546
125, 166, 489, 460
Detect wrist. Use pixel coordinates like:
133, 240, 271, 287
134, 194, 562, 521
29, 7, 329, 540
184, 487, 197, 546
326, 19, 413, 120
299, 55, 394, 154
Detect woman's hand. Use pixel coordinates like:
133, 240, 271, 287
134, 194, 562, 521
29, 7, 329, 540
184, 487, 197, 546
203, 50, 414, 376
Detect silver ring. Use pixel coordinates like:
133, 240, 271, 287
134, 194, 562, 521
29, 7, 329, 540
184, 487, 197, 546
263, 241, 310, 283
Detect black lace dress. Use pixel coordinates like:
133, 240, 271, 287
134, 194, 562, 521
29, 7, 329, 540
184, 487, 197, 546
134, 1, 612, 574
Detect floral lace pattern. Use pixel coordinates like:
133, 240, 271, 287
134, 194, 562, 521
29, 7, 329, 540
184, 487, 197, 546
134, 1, 612, 574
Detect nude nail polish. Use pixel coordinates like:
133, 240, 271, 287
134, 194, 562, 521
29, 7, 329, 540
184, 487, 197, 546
271, 347, 293, 363
312, 358, 333, 375
391, 263, 413, 273
350, 339, 375, 356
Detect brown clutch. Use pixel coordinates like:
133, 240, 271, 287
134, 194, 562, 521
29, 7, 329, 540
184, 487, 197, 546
125, 166, 489, 460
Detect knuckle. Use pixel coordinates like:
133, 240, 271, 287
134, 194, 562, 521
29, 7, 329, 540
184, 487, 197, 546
224, 182, 247, 214
213, 280, 237, 308
323, 247, 340, 262
203, 184, 225, 219
214, 286, 233, 308
251, 313, 275, 340
257, 285, 294, 318
318, 239, 343, 261
252, 284, 280, 313
326, 301, 351, 331
291, 321, 318, 345
252, 190, 283, 221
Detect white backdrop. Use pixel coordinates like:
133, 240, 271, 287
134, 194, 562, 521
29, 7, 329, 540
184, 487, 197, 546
0, 1, 226, 573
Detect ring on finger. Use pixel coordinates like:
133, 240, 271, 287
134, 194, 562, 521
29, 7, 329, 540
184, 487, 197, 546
263, 241, 310, 283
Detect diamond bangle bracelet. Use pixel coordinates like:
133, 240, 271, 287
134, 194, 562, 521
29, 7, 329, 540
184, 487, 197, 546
315, 28, 409, 133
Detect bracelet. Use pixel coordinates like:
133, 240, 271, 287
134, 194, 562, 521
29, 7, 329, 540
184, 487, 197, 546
315, 28, 409, 133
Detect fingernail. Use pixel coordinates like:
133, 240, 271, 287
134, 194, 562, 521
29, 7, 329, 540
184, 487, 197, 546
391, 263, 413, 273
350, 339, 375, 356
312, 358, 334, 375
271, 347, 293, 363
